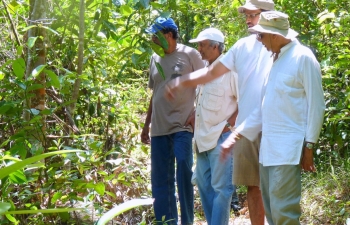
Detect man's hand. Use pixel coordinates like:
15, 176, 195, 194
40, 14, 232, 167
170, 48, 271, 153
165, 77, 181, 100
220, 132, 240, 161
141, 126, 150, 144
185, 110, 195, 130
301, 147, 316, 172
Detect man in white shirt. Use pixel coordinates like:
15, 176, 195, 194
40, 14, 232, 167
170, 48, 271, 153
165, 1, 275, 224
187, 28, 239, 225
222, 11, 326, 224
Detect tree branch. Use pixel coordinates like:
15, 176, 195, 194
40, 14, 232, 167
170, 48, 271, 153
1, 0, 22, 46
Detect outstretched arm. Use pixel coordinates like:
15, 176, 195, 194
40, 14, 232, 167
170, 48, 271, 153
165, 62, 230, 100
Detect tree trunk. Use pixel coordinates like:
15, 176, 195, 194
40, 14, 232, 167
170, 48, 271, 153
24, 0, 47, 146
69, 0, 85, 116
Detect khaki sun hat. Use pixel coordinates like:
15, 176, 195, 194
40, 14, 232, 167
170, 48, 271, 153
248, 11, 298, 39
238, 0, 274, 13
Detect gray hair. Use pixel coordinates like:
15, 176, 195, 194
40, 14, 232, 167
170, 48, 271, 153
209, 40, 225, 54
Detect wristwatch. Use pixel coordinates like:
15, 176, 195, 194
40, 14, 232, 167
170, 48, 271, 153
305, 142, 314, 149
225, 122, 234, 132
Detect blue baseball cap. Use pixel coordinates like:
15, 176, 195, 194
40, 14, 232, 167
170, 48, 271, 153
146, 17, 178, 34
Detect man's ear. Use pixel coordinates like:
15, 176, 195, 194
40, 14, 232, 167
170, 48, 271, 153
166, 32, 173, 39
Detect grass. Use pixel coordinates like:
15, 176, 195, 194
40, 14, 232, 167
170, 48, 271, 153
301, 166, 350, 224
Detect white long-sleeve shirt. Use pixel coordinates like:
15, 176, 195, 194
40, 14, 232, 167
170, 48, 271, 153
235, 39, 325, 166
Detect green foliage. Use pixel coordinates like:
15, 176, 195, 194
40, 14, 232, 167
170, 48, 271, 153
0, 0, 349, 224
301, 168, 350, 224
96, 198, 153, 225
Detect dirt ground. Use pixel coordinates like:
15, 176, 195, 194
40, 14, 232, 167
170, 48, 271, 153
194, 192, 257, 225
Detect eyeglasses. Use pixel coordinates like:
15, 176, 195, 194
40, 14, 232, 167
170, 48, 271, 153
256, 33, 264, 40
243, 13, 261, 19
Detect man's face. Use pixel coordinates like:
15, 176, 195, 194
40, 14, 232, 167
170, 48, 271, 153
197, 40, 215, 61
151, 31, 169, 48
244, 9, 262, 28
257, 33, 273, 52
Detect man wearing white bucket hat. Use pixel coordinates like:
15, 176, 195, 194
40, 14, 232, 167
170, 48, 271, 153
188, 28, 239, 225
226, 11, 325, 224
165, 1, 275, 224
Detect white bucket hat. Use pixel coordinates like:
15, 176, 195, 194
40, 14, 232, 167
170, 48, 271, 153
238, 0, 274, 13
248, 11, 298, 39
189, 28, 225, 43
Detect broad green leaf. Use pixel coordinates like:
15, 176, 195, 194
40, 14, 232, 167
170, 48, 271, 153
41, 26, 59, 35
317, 12, 335, 24
131, 54, 139, 66
96, 198, 153, 225
5, 214, 18, 224
95, 182, 105, 195
3, 208, 84, 215
25, 162, 45, 170
22, 25, 37, 32
159, 11, 171, 18
29, 108, 40, 115
30, 65, 46, 79
155, 62, 165, 80
8, 170, 27, 184
140, 0, 149, 9
51, 192, 63, 204
9, 1, 19, 8
16, 46, 23, 56
0, 104, 12, 115
102, 20, 117, 32
119, 5, 133, 16
0, 72, 4, 80
12, 58, 26, 79
156, 33, 168, 50
27, 84, 44, 92
45, 70, 60, 88
0, 202, 11, 214
14, 80, 26, 89
1, 155, 21, 162
194, 15, 200, 22
0, 150, 82, 180
94, 9, 101, 20
40, 108, 53, 115
105, 191, 116, 199
117, 172, 125, 181
28, 37, 38, 49
150, 2, 162, 8
150, 42, 164, 57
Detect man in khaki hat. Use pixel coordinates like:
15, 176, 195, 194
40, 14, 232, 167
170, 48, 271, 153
165, 1, 275, 224
226, 11, 325, 224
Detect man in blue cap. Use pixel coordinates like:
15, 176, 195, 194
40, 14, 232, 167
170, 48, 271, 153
141, 17, 205, 225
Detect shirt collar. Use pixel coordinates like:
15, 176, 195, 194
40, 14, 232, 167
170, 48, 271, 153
278, 38, 298, 58
207, 54, 224, 67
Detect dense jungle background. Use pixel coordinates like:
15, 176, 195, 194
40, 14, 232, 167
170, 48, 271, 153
0, 0, 349, 224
